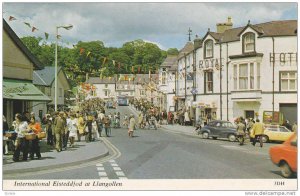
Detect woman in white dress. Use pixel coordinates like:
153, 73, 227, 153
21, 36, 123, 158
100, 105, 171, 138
67, 113, 78, 147
92, 116, 99, 140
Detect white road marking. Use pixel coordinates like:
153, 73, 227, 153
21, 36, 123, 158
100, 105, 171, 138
98, 171, 107, 176
96, 167, 105, 171
115, 171, 125, 176
109, 160, 116, 163
113, 167, 122, 171
111, 163, 118, 167
96, 163, 103, 167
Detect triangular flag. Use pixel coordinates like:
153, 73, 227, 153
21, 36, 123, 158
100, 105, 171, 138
102, 57, 107, 65
24, 22, 31, 28
56, 34, 61, 39
131, 66, 134, 73
32, 27, 38, 32
112, 60, 116, 66
9, 16, 16, 21
80, 48, 85, 55
87, 51, 91, 57
44, 32, 49, 40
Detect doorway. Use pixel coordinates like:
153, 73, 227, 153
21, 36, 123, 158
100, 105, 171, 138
245, 110, 254, 119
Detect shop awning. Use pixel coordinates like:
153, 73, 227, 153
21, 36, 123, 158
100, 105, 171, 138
3, 79, 52, 101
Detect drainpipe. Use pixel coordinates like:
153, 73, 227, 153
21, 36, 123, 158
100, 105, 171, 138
219, 41, 223, 120
226, 43, 229, 121
272, 37, 275, 121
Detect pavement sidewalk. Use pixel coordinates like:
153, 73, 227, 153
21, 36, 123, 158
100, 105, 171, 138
3, 138, 109, 174
128, 104, 197, 136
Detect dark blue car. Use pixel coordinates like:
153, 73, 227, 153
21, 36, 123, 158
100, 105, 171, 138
199, 120, 237, 142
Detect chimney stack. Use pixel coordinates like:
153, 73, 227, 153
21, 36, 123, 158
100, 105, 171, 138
216, 16, 233, 33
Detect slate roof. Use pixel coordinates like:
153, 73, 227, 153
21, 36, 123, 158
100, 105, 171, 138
3, 19, 44, 70
217, 20, 297, 43
178, 42, 194, 59
87, 77, 117, 84
33, 66, 62, 86
161, 55, 178, 71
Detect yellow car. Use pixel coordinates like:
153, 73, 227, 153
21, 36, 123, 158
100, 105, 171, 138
250, 125, 294, 143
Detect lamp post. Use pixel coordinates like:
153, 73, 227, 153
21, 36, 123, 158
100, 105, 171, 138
54, 24, 73, 111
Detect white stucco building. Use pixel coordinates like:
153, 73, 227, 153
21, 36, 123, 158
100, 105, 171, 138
158, 55, 177, 112
189, 18, 297, 123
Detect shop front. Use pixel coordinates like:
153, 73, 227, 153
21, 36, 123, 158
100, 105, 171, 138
195, 102, 217, 124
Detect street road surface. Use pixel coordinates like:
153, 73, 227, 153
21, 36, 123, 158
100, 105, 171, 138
4, 106, 287, 179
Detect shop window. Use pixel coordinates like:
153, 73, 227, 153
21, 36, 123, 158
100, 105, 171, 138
243, 32, 255, 53
204, 39, 213, 58
280, 71, 297, 91
204, 71, 213, 93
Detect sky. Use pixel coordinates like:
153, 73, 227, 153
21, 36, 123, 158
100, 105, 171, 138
2, 2, 298, 50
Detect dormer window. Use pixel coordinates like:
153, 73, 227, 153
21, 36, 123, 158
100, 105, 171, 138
243, 32, 255, 53
204, 39, 213, 58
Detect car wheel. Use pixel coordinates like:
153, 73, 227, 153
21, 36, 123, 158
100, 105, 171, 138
280, 162, 293, 178
261, 135, 269, 143
202, 132, 209, 139
228, 134, 236, 142
212, 137, 217, 140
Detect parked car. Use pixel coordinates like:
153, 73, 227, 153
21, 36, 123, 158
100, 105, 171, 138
199, 120, 237, 142
269, 133, 297, 178
250, 124, 294, 143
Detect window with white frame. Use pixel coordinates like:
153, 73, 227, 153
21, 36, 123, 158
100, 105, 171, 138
243, 33, 255, 53
104, 90, 109, 96
204, 40, 213, 58
204, 71, 213, 93
140, 90, 145, 96
233, 62, 261, 90
280, 72, 297, 91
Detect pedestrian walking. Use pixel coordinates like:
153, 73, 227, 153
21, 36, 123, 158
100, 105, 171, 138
194, 116, 202, 134
54, 112, 66, 152
28, 116, 42, 160
102, 115, 111, 137
236, 118, 246, 145
251, 119, 265, 147
128, 114, 136, 138
45, 114, 54, 146
92, 116, 99, 141
184, 110, 190, 126
67, 113, 77, 147
85, 113, 94, 142
77, 113, 85, 142
13, 113, 30, 162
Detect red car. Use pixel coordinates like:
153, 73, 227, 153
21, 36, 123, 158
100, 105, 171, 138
269, 133, 297, 178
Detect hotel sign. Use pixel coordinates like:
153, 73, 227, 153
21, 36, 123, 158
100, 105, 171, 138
269, 52, 297, 65
198, 58, 225, 70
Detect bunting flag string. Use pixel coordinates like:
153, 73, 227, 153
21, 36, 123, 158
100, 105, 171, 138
44, 32, 49, 40
9, 16, 16, 21
24, 22, 31, 28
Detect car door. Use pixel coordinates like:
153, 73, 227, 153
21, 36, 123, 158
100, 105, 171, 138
207, 121, 217, 136
278, 127, 293, 141
213, 122, 222, 137
221, 122, 235, 138
265, 127, 278, 141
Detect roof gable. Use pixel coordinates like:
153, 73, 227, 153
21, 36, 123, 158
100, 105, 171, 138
33, 66, 62, 86
3, 19, 43, 70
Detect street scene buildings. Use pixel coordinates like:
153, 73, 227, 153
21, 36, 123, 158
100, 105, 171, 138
2, 2, 298, 192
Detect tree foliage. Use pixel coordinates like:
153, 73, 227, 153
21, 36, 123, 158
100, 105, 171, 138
21, 36, 172, 86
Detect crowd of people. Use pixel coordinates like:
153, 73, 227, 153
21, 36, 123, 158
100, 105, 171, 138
2, 98, 137, 162
3, 97, 298, 162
